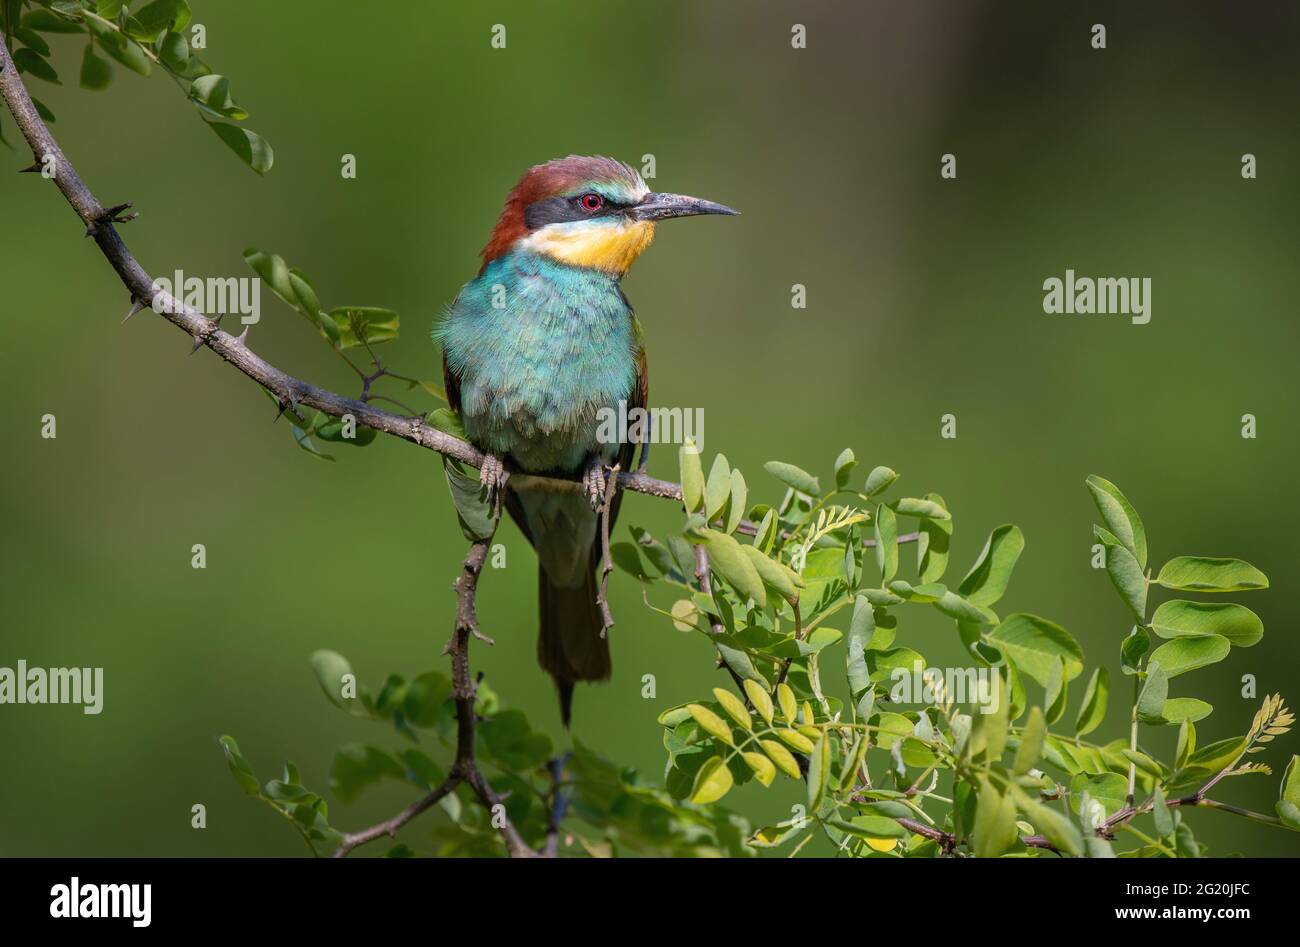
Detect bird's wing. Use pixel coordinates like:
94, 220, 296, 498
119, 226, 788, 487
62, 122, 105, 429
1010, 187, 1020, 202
441, 348, 462, 415
607, 342, 648, 532
444, 345, 536, 547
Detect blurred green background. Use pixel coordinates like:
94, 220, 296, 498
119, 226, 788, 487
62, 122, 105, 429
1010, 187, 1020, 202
3, 0, 1298, 856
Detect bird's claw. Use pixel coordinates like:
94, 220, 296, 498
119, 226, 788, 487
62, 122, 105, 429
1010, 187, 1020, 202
479, 454, 508, 506
585, 459, 609, 512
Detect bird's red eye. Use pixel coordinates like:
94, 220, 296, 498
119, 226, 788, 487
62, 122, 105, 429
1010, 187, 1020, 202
579, 193, 604, 212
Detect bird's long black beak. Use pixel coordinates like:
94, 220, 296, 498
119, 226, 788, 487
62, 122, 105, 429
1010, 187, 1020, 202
631, 192, 739, 222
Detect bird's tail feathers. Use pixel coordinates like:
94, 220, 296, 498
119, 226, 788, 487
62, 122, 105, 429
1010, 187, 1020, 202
537, 561, 610, 727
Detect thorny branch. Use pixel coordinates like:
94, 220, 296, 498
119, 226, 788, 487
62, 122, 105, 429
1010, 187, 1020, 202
0, 41, 918, 858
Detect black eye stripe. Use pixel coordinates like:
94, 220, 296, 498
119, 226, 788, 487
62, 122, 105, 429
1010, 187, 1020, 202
523, 194, 628, 229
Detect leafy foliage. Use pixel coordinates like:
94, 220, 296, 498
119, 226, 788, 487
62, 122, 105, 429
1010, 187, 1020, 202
2, 0, 273, 172
221, 650, 754, 857
219, 453, 1294, 857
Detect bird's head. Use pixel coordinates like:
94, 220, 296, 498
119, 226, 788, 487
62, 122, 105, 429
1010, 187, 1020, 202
479, 155, 737, 276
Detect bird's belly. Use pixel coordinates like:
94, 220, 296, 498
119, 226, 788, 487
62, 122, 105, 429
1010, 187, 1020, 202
458, 336, 635, 474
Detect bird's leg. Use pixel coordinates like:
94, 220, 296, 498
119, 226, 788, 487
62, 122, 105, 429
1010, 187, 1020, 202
479, 453, 509, 509
583, 456, 609, 512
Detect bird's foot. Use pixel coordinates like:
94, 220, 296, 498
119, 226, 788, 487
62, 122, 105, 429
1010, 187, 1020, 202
479, 453, 509, 506
584, 457, 609, 512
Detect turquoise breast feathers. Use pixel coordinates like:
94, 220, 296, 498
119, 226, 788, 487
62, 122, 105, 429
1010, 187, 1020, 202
436, 249, 638, 474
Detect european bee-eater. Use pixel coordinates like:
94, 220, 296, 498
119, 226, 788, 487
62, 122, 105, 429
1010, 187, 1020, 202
436, 155, 737, 725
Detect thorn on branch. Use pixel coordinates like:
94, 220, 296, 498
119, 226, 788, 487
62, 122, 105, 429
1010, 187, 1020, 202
274, 390, 300, 423
189, 334, 204, 355
84, 201, 138, 236
121, 297, 146, 324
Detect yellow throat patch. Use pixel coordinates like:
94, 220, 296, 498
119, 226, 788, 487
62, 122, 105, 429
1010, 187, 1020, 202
522, 219, 657, 275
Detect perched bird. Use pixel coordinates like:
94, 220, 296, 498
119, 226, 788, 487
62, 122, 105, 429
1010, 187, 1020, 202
436, 155, 737, 725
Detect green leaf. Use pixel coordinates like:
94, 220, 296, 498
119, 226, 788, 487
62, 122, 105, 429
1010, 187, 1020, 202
973, 779, 1018, 858
864, 465, 897, 497
690, 756, 734, 804
703, 530, 767, 608
189, 74, 248, 120
610, 541, 649, 580
206, 121, 273, 174
1075, 666, 1109, 737
916, 492, 951, 583
1152, 786, 1174, 837
890, 497, 950, 521
330, 306, 399, 347
740, 544, 802, 600
1085, 475, 1148, 569
1148, 635, 1231, 678
748, 822, 802, 848
480, 709, 552, 769
744, 680, 774, 726
1013, 705, 1046, 775
725, 469, 747, 534
79, 43, 113, 90
874, 503, 898, 582
1176, 719, 1197, 769
679, 441, 704, 513
1121, 624, 1149, 676
1278, 756, 1300, 830
1043, 657, 1068, 725
777, 683, 797, 724
742, 752, 776, 787
834, 448, 857, 489
989, 613, 1083, 686
807, 733, 831, 810
775, 728, 815, 754
159, 30, 188, 71
1095, 526, 1147, 620
218, 735, 260, 795
23, 9, 86, 33
309, 650, 362, 714
1185, 736, 1247, 774
830, 814, 908, 840
934, 590, 995, 625
14, 47, 59, 83
760, 739, 801, 778
442, 458, 496, 541
1136, 661, 1167, 722
402, 671, 452, 727
763, 460, 820, 496
133, 0, 191, 38
704, 454, 731, 520
712, 687, 752, 730
1012, 787, 1083, 856
1155, 556, 1268, 593
1150, 600, 1263, 648
1069, 772, 1128, 817
1157, 697, 1213, 725
329, 744, 405, 804
91, 28, 151, 76
687, 704, 734, 746
957, 525, 1024, 607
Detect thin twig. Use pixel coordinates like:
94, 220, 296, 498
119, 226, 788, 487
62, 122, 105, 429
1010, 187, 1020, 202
542, 752, 573, 858
596, 462, 621, 637
331, 777, 460, 858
